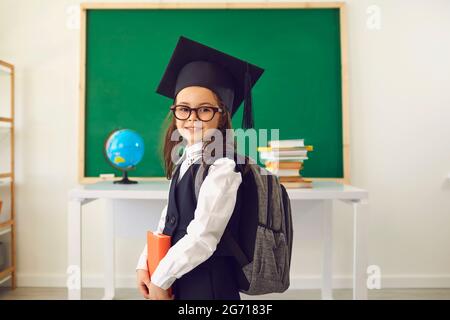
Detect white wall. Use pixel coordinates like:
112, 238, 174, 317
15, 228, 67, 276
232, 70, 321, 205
0, 0, 449, 290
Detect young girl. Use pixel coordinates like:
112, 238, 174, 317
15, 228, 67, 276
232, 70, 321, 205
136, 36, 264, 300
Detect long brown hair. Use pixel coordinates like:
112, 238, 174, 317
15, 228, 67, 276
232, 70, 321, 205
161, 91, 234, 180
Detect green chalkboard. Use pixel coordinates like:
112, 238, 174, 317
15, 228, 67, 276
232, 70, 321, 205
82, 6, 346, 181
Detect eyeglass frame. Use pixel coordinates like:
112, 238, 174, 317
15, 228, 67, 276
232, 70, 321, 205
169, 104, 224, 122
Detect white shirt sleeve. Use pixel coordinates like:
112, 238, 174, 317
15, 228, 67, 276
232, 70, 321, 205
135, 203, 168, 271
150, 157, 242, 290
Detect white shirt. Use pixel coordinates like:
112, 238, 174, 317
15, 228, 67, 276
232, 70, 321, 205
135, 141, 242, 290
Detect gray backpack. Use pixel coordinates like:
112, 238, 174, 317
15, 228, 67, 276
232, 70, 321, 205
193, 157, 293, 295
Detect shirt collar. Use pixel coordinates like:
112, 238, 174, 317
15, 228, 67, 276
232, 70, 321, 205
185, 141, 203, 158
175, 141, 203, 166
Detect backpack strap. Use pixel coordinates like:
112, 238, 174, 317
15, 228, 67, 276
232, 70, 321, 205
194, 163, 210, 200
266, 175, 273, 228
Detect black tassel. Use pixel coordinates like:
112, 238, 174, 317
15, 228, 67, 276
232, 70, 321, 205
242, 63, 254, 129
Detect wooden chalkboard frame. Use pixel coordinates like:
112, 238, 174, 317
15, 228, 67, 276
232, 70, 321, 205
79, 2, 349, 184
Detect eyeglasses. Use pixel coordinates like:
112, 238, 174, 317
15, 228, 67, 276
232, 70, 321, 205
170, 104, 223, 122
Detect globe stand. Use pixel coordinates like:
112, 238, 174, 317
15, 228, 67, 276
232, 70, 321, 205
114, 170, 138, 184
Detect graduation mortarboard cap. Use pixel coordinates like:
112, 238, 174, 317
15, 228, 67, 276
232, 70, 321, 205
156, 36, 264, 129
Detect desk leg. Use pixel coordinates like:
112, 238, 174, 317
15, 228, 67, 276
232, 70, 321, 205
68, 199, 82, 300
103, 199, 115, 300
353, 201, 368, 300
321, 200, 333, 300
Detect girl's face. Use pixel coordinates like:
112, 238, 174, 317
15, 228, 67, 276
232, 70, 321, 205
174, 86, 222, 145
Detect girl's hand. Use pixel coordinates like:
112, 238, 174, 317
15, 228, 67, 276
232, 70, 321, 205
148, 281, 174, 300
136, 269, 151, 299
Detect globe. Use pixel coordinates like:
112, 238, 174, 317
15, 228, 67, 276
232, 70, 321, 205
104, 129, 145, 184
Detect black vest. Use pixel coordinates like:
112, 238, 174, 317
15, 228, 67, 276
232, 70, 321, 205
162, 163, 242, 258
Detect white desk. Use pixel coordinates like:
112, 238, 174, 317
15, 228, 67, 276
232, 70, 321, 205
67, 180, 368, 300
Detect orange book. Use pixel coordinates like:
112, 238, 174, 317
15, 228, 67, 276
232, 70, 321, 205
281, 181, 313, 188
265, 161, 303, 170
147, 231, 172, 296
279, 176, 310, 182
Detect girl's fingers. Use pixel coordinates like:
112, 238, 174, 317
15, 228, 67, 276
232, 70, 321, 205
137, 271, 152, 299
139, 282, 150, 299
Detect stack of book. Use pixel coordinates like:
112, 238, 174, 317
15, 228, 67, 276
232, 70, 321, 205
258, 139, 313, 188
